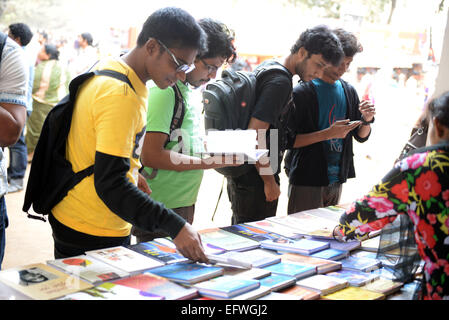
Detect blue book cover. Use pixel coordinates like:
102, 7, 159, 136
326, 269, 380, 287
221, 224, 290, 242
126, 241, 189, 264
148, 263, 224, 284
259, 274, 296, 291
311, 248, 348, 261
194, 275, 260, 298
260, 238, 330, 255
341, 256, 382, 272
263, 262, 316, 280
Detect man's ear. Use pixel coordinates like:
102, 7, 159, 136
145, 38, 159, 56
434, 117, 448, 139
297, 47, 307, 61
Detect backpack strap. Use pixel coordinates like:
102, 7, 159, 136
143, 83, 185, 180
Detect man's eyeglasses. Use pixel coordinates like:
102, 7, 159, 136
199, 59, 220, 74
156, 39, 195, 74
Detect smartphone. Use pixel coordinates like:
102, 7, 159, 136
348, 120, 361, 126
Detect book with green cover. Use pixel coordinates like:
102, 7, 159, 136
199, 228, 260, 252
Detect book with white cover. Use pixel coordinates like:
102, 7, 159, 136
86, 246, 164, 274
203, 129, 268, 162
48, 255, 130, 284
194, 275, 260, 299
199, 228, 260, 252
260, 238, 329, 255
296, 274, 348, 296
244, 220, 304, 239
216, 249, 281, 268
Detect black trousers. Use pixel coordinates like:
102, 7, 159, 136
49, 214, 130, 259
226, 170, 279, 225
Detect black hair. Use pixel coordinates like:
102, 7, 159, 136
80, 32, 93, 46
428, 91, 449, 128
197, 18, 237, 64
137, 7, 207, 54
332, 28, 363, 58
290, 25, 344, 66
8, 23, 33, 46
44, 44, 59, 60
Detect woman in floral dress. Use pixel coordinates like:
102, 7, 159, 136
336, 91, 449, 300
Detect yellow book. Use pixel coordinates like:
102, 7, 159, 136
322, 286, 385, 300
361, 277, 403, 296
0, 263, 93, 300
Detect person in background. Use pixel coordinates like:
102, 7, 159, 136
6, 23, 34, 193
226, 25, 344, 225
286, 28, 375, 214
25, 44, 71, 162
0, 32, 28, 269
133, 18, 237, 243
335, 91, 449, 300
49, 7, 209, 263
71, 32, 98, 75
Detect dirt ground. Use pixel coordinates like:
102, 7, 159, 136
1, 76, 427, 270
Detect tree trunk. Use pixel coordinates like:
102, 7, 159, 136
387, 0, 397, 24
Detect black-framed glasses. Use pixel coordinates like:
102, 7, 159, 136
199, 58, 220, 74
156, 39, 195, 74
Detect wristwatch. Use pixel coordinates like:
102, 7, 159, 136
361, 116, 375, 126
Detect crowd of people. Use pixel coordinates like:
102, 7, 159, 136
0, 6, 447, 300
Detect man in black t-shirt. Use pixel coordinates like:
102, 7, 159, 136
226, 25, 344, 224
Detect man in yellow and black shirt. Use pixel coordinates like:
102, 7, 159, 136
50, 7, 209, 263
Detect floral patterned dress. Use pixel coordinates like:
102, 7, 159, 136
338, 143, 449, 300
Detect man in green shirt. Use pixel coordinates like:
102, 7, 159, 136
133, 18, 237, 243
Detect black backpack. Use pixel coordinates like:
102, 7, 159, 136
23, 69, 135, 221
202, 61, 295, 177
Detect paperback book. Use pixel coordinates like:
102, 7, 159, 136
126, 241, 189, 264
280, 253, 342, 274
260, 238, 329, 255
222, 266, 272, 280
0, 263, 92, 300
296, 274, 348, 296
199, 228, 260, 252
153, 237, 225, 255
194, 275, 260, 299
114, 272, 198, 300
215, 249, 281, 268
341, 256, 382, 272
244, 220, 303, 239
257, 291, 302, 300
221, 224, 291, 242
280, 285, 321, 300
310, 248, 348, 261
86, 246, 164, 274
259, 273, 296, 291
361, 277, 404, 296
148, 262, 224, 285
321, 286, 385, 300
262, 261, 316, 280
47, 255, 130, 284
267, 212, 336, 239
326, 269, 380, 287
60, 282, 164, 300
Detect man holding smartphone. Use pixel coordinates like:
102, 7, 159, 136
286, 28, 375, 214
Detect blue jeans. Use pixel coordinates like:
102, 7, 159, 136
0, 196, 8, 270
7, 114, 28, 181
7, 128, 27, 180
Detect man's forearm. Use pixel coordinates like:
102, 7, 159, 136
0, 104, 25, 146
293, 129, 330, 148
